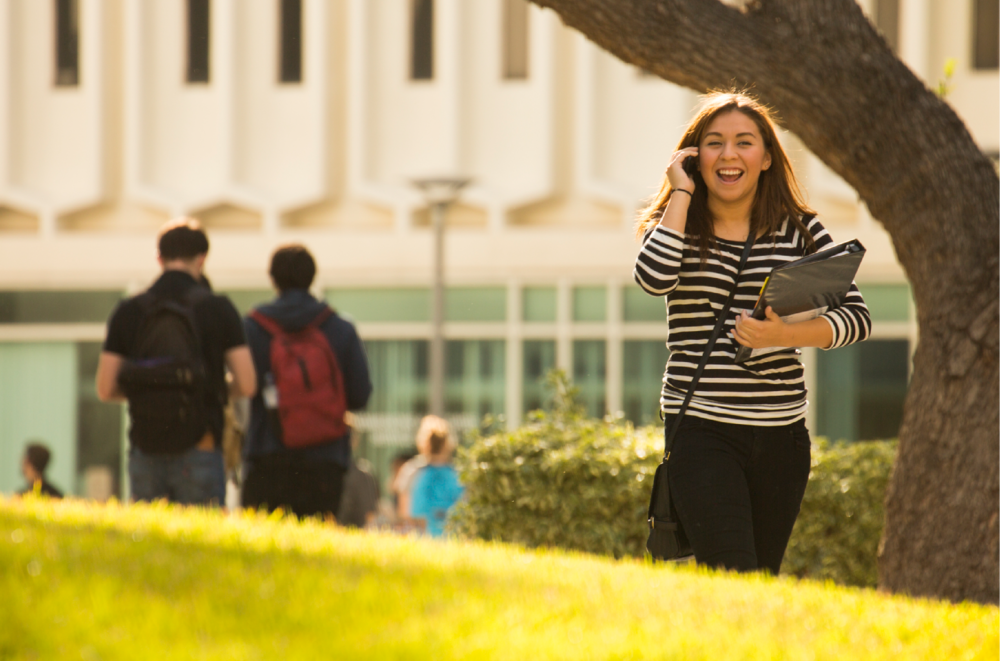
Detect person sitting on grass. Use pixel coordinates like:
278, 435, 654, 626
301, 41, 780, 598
409, 420, 464, 538
18, 442, 63, 498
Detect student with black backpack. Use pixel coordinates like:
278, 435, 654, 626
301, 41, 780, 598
96, 218, 257, 505
242, 244, 372, 520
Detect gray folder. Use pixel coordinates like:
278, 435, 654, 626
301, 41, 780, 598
734, 239, 866, 364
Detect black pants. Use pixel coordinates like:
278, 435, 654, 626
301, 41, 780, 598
242, 454, 347, 520
666, 414, 811, 575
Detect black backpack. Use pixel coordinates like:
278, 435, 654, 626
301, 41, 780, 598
118, 286, 213, 454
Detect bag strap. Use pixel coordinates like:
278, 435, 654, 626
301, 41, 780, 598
306, 306, 333, 330
662, 230, 756, 460
249, 309, 284, 337
251, 306, 333, 336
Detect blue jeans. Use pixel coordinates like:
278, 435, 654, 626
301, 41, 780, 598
129, 445, 226, 506
665, 414, 812, 575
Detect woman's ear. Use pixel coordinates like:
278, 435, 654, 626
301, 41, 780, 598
762, 151, 773, 171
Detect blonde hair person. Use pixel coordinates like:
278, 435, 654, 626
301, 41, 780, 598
393, 415, 452, 525
633, 90, 871, 574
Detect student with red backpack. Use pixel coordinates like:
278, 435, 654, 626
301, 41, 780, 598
242, 245, 372, 519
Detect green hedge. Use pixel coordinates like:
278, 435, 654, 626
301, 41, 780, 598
783, 439, 898, 587
451, 373, 898, 586
450, 373, 660, 558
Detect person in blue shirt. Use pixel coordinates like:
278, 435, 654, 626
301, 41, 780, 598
409, 416, 464, 538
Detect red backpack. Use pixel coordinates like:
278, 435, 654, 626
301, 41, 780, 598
249, 307, 349, 448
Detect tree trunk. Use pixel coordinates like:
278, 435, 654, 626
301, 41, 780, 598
530, 0, 1000, 603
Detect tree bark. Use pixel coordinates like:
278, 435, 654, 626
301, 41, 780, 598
529, 0, 1000, 604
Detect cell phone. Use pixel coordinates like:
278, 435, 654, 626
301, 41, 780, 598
683, 156, 699, 177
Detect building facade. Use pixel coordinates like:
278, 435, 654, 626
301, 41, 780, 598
0, 0, 996, 498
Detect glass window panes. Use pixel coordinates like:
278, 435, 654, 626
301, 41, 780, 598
861, 283, 910, 322
445, 340, 505, 420
363, 340, 429, 414
446, 287, 506, 322
55, 0, 80, 86
278, 0, 303, 83
573, 286, 606, 322
0, 291, 122, 324
502, 0, 529, 79
623, 286, 666, 322
186, 0, 211, 83
0, 343, 77, 496
76, 342, 122, 500
522, 287, 556, 322
411, 0, 433, 80
219, 290, 273, 316
523, 339, 555, 414
873, 0, 900, 52
623, 341, 670, 426
974, 0, 1000, 69
815, 339, 910, 442
573, 340, 606, 418
327, 288, 430, 323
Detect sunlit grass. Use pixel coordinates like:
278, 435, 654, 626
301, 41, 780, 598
1, 496, 996, 660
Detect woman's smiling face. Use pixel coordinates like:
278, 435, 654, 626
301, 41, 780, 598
698, 110, 772, 208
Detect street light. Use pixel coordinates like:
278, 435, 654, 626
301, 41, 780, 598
411, 177, 471, 417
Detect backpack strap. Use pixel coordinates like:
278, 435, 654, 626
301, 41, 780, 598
249, 310, 285, 337
136, 284, 211, 357
306, 306, 333, 330
251, 306, 333, 336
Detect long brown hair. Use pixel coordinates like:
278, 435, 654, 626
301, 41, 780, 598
636, 90, 816, 260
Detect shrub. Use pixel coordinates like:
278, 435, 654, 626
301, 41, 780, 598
783, 439, 898, 587
452, 373, 898, 587
449, 372, 661, 558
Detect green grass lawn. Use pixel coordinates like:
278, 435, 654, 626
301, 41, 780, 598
1, 496, 996, 660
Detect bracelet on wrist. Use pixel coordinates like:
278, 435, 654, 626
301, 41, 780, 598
672, 188, 693, 197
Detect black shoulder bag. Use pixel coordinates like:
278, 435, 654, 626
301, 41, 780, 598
646, 230, 756, 561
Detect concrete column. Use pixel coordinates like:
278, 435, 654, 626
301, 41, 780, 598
899, 0, 930, 82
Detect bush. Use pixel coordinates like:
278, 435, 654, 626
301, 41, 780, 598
452, 373, 898, 587
783, 439, 898, 588
449, 372, 661, 558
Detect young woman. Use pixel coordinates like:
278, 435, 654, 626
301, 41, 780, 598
633, 91, 871, 574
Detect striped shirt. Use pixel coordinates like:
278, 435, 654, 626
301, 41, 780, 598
633, 216, 871, 426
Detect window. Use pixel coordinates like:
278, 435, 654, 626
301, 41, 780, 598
622, 285, 666, 322
873, 0, 900, 53
573, 286, 606, 322
445, 340, 506, 418
446, 287, 506, 322
815, 339, 911, 442
622, 341, 670, 426
54, 0, 80, 87
523, 340, 556, 413
502, 0, 529, 80
974, 0, 1000, 69
0, 291, 122, 324
326, 288, 431, 323
573, 340, 606, 418
411, 0, 434, 80
363, 340, 430, 414
522, 287, 556, 322
187, 0, 211, 83
278, 0, 303, 83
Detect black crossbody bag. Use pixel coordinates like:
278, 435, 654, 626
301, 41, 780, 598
646, 230, 756, 561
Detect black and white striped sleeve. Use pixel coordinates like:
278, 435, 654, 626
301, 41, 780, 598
633, 226, 686, 296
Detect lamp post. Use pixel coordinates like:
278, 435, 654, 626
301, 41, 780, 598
411, 177, 471, 417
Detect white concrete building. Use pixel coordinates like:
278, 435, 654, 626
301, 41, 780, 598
0, 0, 996, 498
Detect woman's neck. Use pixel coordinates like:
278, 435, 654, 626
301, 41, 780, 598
708, 197, 754, 241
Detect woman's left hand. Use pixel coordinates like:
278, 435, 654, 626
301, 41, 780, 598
731, 307, 787, 348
